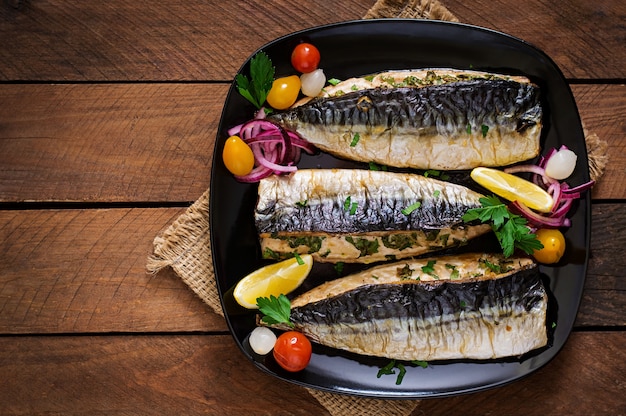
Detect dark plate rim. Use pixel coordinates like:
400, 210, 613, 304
209, 18, 590, 398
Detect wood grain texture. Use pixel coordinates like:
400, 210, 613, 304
0, 332, 623, 415
0, 208, 225, 334
0, 0, 372, 81
573, 84, 626, 200
0, 84, 623, 202
0, 84, 223, 202
1, 0, 624, 81
0, 205, 623, 335
443, 0, 626, 80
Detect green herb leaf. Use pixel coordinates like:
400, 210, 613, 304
433, 190, 441, 198
328, 78, 341, 86
421, 260, 437, 275
343, 196, 352, 211
334, 262, 344, 276
481, 124, 489, 138
295, 200, 308, 208
423, 169, 449, 180
401, 201, 421, 215
350, 132, 360, 147
256, 294, 293, 328
369, 162, 388, 171
293, 252, 304, 265
377, 360, 396, 378
349, 202, 358, 215
411, 360, 428, 368
462, 195, 543, 257
235, 52, 275, 109
395, 363, 407, 385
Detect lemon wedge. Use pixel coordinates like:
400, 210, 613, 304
471, 167, 553, 213
233, 255, 313, 309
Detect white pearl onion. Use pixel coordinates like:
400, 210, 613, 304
249, 326, 277, 355
545, 148, 577, 180
300, 69, 326, 97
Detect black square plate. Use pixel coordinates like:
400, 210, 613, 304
209, 19, 591, 398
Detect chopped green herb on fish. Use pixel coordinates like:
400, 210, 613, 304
264, 253, 548, 361
269, 69, 542, 170
255, 169, 491, 263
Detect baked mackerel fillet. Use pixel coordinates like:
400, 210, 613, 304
255, 169, 491, 263
271, 253, 548, 361
269, 69, 542, 170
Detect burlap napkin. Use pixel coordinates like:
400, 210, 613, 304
146, 1, 607, 414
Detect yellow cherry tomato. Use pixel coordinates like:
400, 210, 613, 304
222, 135, 254, 176
532, 228, 566, 264
266, 75, 301, 110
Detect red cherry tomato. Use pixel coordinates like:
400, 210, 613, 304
291, 43, 321, 74
273, 331, 312, 372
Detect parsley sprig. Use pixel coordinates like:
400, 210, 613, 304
462, 195, 543, 257
256, 294, 293, 328
377, 359, 429, 385
235, 52, 275, 109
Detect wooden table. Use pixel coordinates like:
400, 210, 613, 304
1, 1, 624, 414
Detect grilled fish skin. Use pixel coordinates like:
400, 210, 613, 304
269, 70, 542, 170
274, 253, 548, 361
255, 169, 491, 263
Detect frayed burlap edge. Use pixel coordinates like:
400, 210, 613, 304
146, 188, 223, 318
364, 0, 459, 21
146, 1, 607, 414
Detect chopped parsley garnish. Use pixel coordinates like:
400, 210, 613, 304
256, 294, 293, 327
295, 199, 308, 208
368, 162, 388, 171
397, 263, 414, 279
345, 236, 379, 257
327, 78, 341, 86
334, 262, 344, 276
421, 260, 439, 279
349, 132, 360, 147
462, 195, 544, 257
423, 169, 450, 180
445, 263, 460, 279
235, 52, 275, 109
433, 190, 441, 198
378, 360, 428, 385
401, 201, 421, 215
466, 124, 472, 134
343, 196, 352, 211
343, 196, 358, 214
481, 124, 489, 138
293, 252, 304, 265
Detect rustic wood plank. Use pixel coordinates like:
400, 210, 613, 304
578, 204, 626, 327
415, 331, 626, 415
0, 205, 623, 334
0, 83, 623, 203
0, 335, 328, 415
0, 83, 224, 202
0, 208, 226, 334
444, 0, 626, 80
574, 84, 626, 200
0, 0, 624, 81
0, 332, 623, 415
0, 0, 372, 81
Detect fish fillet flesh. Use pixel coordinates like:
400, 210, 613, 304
255, 169, 491, 263
269, 69, 542, 170
272, 253, 548, 361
